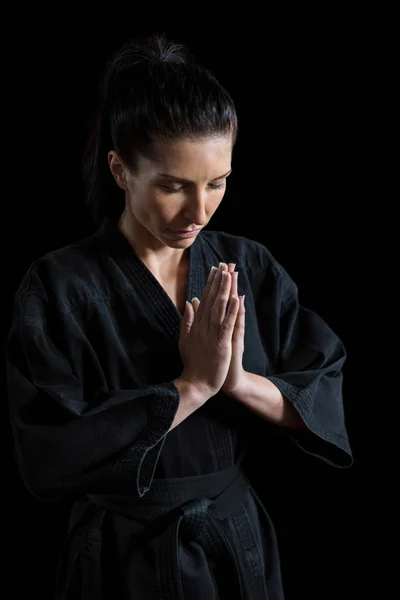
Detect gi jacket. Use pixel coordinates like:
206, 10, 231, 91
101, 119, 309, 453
6, 219, 353, 599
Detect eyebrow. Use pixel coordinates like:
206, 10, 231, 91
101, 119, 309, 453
156, 169, 232, 184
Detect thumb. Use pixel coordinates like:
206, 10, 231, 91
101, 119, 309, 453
191, 297, 200, 316
180, 300, 194, 340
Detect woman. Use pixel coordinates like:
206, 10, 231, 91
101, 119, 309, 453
6, 33, 353, 599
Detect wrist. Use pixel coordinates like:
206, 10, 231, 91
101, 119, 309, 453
223, 370, 249, 400
172, 376, 212, 406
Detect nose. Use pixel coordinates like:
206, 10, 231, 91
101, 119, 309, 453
183, 190, 208, 225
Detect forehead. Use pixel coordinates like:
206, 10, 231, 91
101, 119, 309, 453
149, 136, 233, 173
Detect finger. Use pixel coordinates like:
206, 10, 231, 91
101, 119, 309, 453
204, 266, 218, 297
218, 289, 240, 343
180, 299, 189, 328
226, 263, 238, 297
213, 269, 232, 327
181, 301, 194, 337
221, 264, 235, 322
232, 270, 238, 297
227, 276, 239, 320
203, 263, 227, 319
232, 294, 245, 343
191, 297, 200, 317
196, 265, 218, 322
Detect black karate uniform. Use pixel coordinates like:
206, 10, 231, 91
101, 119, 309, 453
6, 218, 353, 599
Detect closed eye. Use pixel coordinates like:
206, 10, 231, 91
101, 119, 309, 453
161, 182, 226, 194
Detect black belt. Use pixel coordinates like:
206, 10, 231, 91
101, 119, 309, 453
88, 452, 255, 599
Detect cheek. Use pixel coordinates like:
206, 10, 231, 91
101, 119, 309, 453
152, 195, 178, 220
132, 190, 167, 216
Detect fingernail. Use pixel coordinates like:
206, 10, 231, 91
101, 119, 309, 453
191, 297, 200, 303
232, 263, 236, 269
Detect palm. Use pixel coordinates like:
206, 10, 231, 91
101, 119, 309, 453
189, 263, 245, 395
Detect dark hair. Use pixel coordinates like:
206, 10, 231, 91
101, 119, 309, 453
81, 32, 239, 229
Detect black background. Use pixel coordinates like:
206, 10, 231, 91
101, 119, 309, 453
4, 11, 389, 599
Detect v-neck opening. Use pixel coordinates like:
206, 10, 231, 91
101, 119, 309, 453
93, 218, 206, 339
137, 248, 193, 319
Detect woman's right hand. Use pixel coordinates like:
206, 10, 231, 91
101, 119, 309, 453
178, 263, 240, 401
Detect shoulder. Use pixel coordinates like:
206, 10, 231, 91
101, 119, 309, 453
12, 231, 108, 319
200, 229, 294, 295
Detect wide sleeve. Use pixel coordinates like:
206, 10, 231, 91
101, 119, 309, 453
255, 260, 353, 468
6, 267, 181, 501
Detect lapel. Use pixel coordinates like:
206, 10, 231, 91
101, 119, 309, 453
94, 219, 209, 345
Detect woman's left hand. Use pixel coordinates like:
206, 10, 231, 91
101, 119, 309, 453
189, 263, 246, 396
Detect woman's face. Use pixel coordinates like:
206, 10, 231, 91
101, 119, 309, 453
108, 135, 233, 250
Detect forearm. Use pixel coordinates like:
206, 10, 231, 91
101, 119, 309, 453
169, 378, 209, 431
227, 371, 307, 430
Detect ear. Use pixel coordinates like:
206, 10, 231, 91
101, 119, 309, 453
108, 150, 128, 190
